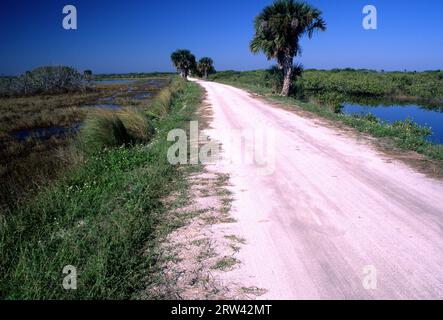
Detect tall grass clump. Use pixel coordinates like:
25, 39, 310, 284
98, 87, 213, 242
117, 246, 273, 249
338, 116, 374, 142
117, 108, 156, 142
79, 110, 132, 154
151, 88, 172, 116
79, 78, 185, 154
148, 78, 186, 117
79, 108, 157, 154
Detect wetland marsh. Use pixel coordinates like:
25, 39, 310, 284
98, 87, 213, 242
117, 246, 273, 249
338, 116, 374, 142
0, 76, 169, 211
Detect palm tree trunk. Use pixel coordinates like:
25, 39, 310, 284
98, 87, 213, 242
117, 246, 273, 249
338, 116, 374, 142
281, 55, 293, 96
181, 70, 188, 81
204, 69, 208, 79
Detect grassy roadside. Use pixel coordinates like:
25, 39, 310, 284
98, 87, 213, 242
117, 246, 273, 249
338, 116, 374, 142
0, 80, 203, 299
208, 76, 443, 162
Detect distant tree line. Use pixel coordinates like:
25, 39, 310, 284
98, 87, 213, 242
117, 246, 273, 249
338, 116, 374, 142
93, 72, 174, 80
0, 66, 91, 97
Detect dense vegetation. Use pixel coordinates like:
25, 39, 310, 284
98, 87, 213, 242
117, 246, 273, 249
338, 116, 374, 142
0, 79, 202, 299
208, 69, 443, 160
0, 66, 88, 97
302, 69, 443, 106
209, 69, 443, 105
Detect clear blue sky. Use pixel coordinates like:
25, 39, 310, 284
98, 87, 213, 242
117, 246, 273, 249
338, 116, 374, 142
1, 0, 442, 75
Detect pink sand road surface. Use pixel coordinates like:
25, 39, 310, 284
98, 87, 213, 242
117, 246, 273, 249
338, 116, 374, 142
191, 78, 443, 299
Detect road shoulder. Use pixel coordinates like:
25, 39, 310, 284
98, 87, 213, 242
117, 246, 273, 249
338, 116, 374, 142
145, 86, 266, 299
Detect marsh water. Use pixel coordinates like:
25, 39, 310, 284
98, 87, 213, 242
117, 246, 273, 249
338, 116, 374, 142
342, 102, 443, 144
12, 123, 82, 140
92, 79, 136, 85
11, 78, 166, 140
83, 104, 122, 110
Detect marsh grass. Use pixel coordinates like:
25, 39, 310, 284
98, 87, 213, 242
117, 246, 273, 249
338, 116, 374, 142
209, 69, 443, 105
149, 88, 172, 117
0, 136, 74, 211
79, 111, 132, 153
117, 108, 156, 141
0, 77, 169, 212
79, 108, 157, 154
0, 79, 202, 299
146, 80, 186, 118
79, 80, 177, 154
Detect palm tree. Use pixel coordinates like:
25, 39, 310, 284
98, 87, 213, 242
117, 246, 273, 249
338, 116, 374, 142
197, 57, 215, 79
171, 49, 196, 80
250, 0, 326, 96
266, 63, 303, 94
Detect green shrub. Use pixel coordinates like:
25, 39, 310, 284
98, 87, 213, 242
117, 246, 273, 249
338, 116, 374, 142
0, 66, 87, 97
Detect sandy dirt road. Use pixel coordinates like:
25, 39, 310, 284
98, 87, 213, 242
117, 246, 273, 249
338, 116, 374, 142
191, 79, 443, 299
